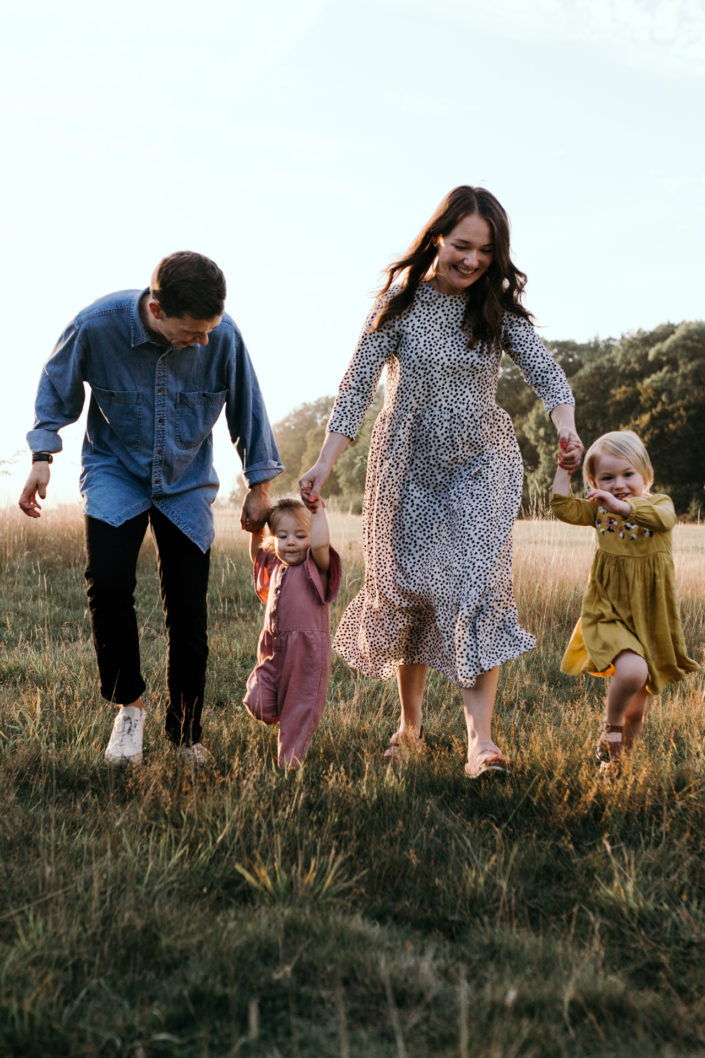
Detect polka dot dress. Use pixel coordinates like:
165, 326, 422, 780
327, 281, 575, 688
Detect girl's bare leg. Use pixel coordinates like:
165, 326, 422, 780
395, 663, 427, 739
622, 689, 651, 752
462, 666, 501, 759
602, 651, 650, 759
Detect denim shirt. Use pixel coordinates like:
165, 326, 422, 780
27, 289, 283, 552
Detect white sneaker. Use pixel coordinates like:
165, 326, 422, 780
104, 706, 145, 767
178, 742, 212, 767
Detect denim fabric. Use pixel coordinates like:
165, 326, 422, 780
28, 289, 283, 551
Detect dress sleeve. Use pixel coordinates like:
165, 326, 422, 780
252, 548, 276, 604
627, 494, 677, 532
327, 294, 401, 441
550, 490, 597, 526
305, 546, 342, 604
502, 314, 575, 415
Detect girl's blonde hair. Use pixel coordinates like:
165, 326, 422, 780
583, 430, 654, 493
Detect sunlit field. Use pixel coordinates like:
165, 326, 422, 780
1, 506, 704, 1057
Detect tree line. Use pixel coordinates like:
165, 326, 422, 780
244, 320, 705, 517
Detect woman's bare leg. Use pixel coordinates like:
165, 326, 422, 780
395, 663, 427, 740
462, 666, 500, 760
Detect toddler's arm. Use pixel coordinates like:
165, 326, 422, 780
551, 463, 573, 497
248, 527, 265, 563
550, 453, 595, 526
310, 502, 331, 589
624, 494, 677, 532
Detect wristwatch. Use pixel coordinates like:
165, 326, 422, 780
31, 452, 53, 463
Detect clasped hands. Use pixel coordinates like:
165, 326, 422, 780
557, 429, 583, 474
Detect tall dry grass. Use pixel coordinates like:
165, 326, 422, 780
1, 505, 704, 1057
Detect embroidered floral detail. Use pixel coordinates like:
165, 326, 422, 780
594, 510, 651, 542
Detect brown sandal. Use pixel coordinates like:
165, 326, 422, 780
596, 723, 623, 765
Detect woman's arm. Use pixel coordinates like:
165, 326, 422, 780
300, 432, 351, 508
300, 295, 398, 510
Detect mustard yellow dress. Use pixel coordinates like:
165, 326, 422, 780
549, 491, 699, 694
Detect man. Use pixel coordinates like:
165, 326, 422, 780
19, 251, 282, 767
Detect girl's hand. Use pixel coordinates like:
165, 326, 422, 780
585, 489, 630, 516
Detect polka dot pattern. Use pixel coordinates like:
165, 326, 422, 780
328, 281, 575, 687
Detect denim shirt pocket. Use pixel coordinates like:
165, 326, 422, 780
176, 390, 227, 450
91, 385, 143, 449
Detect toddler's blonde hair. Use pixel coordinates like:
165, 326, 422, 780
583, 430, 654, 493
260, 497, 311, 553
266, 497, 311, 534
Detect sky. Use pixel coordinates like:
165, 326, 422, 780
1, 0, 703, 505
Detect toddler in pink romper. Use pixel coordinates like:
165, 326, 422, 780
244, 497, 341, 767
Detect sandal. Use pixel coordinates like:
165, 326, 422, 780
383, 726, 424, 760
465, 742, 510, 779
596, 723, 623, 765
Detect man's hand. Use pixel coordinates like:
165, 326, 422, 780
19, 463, 51, 518
240, 481, 272, 532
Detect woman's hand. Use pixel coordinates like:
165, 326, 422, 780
558, 430, 583, 473
550, 404, 583, 474
299, 460, 330, 510
299, 431, 351, 510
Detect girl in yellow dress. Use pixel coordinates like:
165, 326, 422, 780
550, 430, 698, 769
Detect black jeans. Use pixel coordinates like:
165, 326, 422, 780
84, 508, 210, 745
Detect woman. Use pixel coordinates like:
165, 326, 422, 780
300, 186, 582, 777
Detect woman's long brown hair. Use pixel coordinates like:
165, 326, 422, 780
372, 186, 533, 346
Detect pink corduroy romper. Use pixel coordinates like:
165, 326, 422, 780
243, 545, 342, 767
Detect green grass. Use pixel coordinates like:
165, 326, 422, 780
1, 508, 704, 1057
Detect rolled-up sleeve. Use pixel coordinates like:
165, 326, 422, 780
27, 322, 87, 452
224, 327, 283, 486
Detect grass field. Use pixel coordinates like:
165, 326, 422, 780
1, 506, 704, 1057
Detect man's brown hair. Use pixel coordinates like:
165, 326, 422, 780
150, 251, 226, 319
